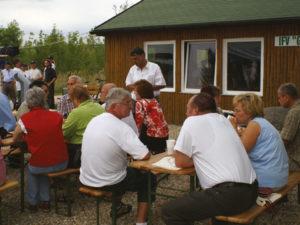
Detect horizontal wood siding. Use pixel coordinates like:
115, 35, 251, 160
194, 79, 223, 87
103, 21, 300, 124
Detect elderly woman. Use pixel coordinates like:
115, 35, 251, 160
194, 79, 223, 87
231, 93, 288, 195
13, 87, 68, 212
133, 79, 169, 154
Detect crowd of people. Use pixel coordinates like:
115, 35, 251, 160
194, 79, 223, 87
0, 47, 300, 225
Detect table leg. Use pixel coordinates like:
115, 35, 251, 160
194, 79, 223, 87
147, 172, 152, 225
20, 151, 25, 212
189, 175, 195, 192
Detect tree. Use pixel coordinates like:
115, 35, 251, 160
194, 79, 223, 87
0, 20, 23, 47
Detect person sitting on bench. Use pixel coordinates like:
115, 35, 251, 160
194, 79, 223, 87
80, 88, 155, 225
162, 93, 257, 225
231, 93, 289, 196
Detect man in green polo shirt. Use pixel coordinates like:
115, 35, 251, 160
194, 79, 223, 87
63, 85, 104, 168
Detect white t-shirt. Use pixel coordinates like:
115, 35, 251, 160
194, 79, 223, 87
28, 68, 42, 81
79, 112, 149, 187
125, 61, 166, 97
175, 113, 256, 189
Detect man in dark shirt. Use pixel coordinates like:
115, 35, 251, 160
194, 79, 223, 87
43, 59, 56, 108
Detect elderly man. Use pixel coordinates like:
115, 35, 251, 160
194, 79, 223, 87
80, 88, 154, 225
278, 83, 300, 170
57, 75, 82, 118
100, 83, 138, 135
63, 85, 104, 168
125, 47, 166, 98
162, 93, 257, 225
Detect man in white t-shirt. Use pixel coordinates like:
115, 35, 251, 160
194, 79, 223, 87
162, 93, 258, 225
80, 88, 154, 225
125, 47, 166, 98
28, 61, 43, 81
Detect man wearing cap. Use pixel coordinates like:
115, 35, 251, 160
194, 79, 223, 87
125, 47, 166, 99
28, 61, 43, 82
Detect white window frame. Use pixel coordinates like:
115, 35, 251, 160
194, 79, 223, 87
222, 37, 264, 96
181, 39, 217, 94
144, 40, 176, 92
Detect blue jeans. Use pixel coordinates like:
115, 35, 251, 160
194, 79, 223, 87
27, 161, 68, 205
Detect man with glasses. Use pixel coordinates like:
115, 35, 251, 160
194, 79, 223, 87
80, 88, 155, 225
57, 75, 83, 118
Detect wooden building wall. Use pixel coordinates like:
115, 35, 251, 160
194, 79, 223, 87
103, 21, 300, 124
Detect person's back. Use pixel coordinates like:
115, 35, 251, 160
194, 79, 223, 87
80, 112, 146, 187
0, 92, 16, 132
250, 117, 288, 188
21, 108, 68, 167
179, 113, 256, 189
63, 100, 104, 144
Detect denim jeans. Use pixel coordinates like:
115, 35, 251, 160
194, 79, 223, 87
27, 161, 68, 205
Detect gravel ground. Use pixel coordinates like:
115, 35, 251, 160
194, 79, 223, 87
2, 125, 300, 225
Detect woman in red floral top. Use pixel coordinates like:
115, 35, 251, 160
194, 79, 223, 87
134, 79, 169, 154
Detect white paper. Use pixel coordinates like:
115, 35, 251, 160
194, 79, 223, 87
152, 156, 181, 170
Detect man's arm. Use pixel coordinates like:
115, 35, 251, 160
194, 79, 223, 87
174, 150, 194, 168
12, 124, 23, 143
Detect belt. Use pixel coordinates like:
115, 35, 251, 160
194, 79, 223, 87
213, 180, 258, 188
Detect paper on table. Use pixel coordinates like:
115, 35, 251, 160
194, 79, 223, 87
152, 156, 181, 170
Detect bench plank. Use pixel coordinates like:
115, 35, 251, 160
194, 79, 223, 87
47, 168, 80, 178
0, 179, 19, 193
79, 187, 111, 198
216, 171, 300, 224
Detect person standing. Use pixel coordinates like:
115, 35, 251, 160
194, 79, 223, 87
13, 59, 30, 104
162, 93, 257, 225
278, 83, 300, 170
125, 47, 166, 99
1, 62, 16, 105
43, 59, 56, 109
27, 61, 43, 82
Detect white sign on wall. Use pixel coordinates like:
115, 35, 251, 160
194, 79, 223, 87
275, 35, 300, 47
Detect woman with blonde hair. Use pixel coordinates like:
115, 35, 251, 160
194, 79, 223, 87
231, 93, 288, 196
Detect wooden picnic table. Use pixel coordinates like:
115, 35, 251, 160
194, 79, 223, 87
130, 152, 196, 225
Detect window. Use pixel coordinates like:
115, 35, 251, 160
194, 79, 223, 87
223, 38, 264, 95
181, 40, 216, 93
144, 41, 176, 92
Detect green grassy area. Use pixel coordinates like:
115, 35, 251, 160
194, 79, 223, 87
54, 69, 105, 95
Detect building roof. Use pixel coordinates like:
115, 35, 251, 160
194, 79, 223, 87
91, 0, 300, 35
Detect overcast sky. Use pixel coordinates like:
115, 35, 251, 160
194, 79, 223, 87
0, 0, 141, 39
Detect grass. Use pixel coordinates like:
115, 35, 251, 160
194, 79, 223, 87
54, 69, 106, 95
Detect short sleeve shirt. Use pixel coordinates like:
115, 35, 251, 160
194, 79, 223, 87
281, 100, 300, 163
175, 113, 256, 189
125, 61, 166, 96
79, 112, 149, 187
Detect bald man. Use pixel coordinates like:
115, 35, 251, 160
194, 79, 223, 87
100, 83, 138, 135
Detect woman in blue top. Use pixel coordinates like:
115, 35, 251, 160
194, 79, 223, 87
230, 93, 288, 194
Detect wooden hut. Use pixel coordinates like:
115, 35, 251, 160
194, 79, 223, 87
91, 0, 300, 124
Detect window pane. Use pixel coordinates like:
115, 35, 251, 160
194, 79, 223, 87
227, 41, 261, 92
184, 41, 216, 90
147, 44, 174, 88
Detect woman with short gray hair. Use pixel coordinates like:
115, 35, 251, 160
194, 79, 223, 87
25, 87, 47, 109
12, 87, 68, 212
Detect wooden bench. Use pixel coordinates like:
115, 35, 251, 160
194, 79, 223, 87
79, 186, 117, 225
215, 171, 300, 224
46, 168, 80, 217
0, 180, 19, 225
